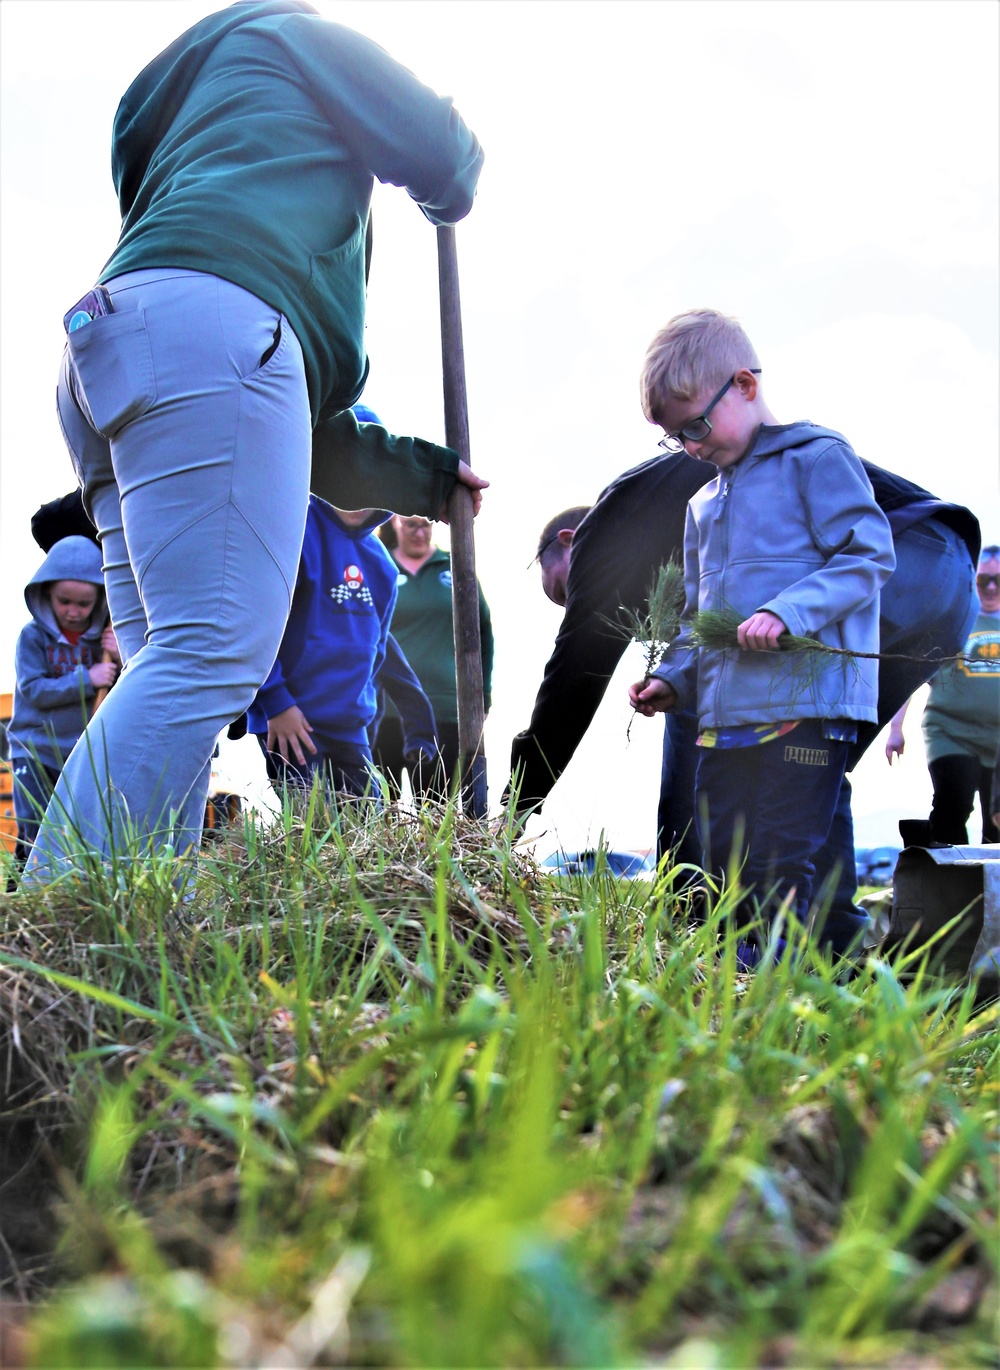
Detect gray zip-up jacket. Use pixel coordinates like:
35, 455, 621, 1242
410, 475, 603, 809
652, 423, 895, 727
9, 537, 109, 768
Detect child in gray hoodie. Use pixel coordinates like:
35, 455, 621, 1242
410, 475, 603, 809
9, 536, 119, 864
630, 310, 895, 963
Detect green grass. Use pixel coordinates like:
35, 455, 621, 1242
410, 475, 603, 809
1, 796, 996, 1367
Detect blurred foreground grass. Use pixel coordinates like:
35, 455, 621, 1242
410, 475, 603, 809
0, 796, 996, 1368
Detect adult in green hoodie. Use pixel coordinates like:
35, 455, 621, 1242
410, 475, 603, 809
27, 1, 484, 880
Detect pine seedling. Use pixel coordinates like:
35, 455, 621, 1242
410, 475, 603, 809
693, 607, 839, 658
690, 607, 982, 721
691, 605, 863, 704
620, 560, 687, 679
692, 606, 979, 669
612, 560, 686, 739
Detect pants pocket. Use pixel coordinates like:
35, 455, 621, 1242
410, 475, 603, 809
67, 309, 157, 439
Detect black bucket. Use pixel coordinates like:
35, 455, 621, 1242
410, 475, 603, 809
884, 845, 1000, 983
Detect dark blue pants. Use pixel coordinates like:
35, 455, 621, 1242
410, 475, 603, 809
696, 720, 850, 934
12, 757, 63, 866
656, 710, 702, 868
373, 717, 487, 814
373, 716, 462, 802
257, 735, 377, 803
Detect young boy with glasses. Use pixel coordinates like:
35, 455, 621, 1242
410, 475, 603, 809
629, 309, 896, 964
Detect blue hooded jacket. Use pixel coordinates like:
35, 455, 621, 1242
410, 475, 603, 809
10, 537, 109, 767
653, 422, 896, 727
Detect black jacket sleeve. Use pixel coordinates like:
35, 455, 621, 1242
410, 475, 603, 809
509, 454, 710, 809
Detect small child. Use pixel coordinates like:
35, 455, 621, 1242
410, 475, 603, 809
630, 310, 895, 959
247, 494, 435, 801
9, 535, 119, 863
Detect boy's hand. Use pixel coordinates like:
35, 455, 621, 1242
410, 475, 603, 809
439, 462, 489, 520
629, 677, 677, 716
738, 611, 787, 651
89, 661, 118, 689
101, 627, 121, 664
267, 706, 317, 765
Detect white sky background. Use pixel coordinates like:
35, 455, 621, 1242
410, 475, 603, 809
1, 0, 998, 852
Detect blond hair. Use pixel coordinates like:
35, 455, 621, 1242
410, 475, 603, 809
640, 309, 760, 424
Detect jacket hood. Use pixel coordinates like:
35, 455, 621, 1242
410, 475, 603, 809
112, 0, 317, 216
310, 495, 390, 539
747, 422, 849, 461
24, 535, 107, 636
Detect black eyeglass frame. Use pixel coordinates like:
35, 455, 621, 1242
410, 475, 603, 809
528, 531, 563, 572
976, 573, 1000, 590
658, 368, 762, 453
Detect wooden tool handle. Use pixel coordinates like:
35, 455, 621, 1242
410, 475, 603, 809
437, 225, 487, 816
91, 647, 113, 717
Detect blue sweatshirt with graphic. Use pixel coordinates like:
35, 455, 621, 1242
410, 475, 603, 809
247, 498, 403, 748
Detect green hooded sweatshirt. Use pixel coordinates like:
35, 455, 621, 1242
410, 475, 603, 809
100, 0, 483, 516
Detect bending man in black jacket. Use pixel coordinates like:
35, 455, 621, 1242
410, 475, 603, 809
510, 453, 980, 954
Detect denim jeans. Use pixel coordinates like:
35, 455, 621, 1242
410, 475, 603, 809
11, 756, 62, 866
25, 269, 311, 879
696, 719, 850, 933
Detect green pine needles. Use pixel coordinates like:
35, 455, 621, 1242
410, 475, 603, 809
619, 560, 687, 678
692, 607, 842, 657
691, 607, 972, 670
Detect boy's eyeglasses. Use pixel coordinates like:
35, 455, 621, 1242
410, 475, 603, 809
658, 369, 761, 454
977, 573, 1000, 590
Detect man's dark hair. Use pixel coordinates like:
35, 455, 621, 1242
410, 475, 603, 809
980, 544, 1000, 561
31, 489, 99, 552
535, 506, 591, 565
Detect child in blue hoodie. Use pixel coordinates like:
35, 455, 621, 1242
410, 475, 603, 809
9, 536, 119, 862
630, 310, 895, 961
247, 493, 435, 801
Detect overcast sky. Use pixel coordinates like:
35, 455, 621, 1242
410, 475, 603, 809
1, 0, 997, 852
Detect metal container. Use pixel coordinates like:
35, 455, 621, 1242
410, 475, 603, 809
885, 846, 1000, 979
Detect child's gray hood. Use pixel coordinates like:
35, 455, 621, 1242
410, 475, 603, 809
24, 535, 108, 638
746, 422, 850, 461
